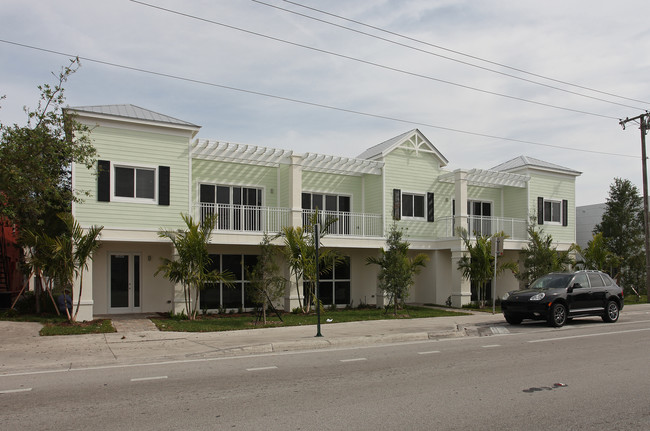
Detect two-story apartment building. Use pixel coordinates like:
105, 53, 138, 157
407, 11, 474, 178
68, 105, 580, 321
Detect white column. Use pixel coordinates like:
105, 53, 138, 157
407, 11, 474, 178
454, 169, 468, 235
169, 244, 188, 315
450, 248, 472, 307
288, 154, 304, 228
73, 261, 94, 321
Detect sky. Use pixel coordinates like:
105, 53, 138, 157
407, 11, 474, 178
1, 0, 649, 206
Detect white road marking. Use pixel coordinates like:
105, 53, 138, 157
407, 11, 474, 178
246, 366, 278, 371
0, 388, 32, 394
528, 327, 650, 343
418, 350, 440, 355
481, 345, 500, 348
490, 326, 510, 335
340, 358, 367, 363
130, 376, 168, 382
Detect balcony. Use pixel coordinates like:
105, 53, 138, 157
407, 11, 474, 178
195, 204, 383, 238
434, 216, 528, 241
301, 209, 383, 238
196, 203, 290, 234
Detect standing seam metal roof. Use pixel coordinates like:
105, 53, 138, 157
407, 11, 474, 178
67, 104, 200, 128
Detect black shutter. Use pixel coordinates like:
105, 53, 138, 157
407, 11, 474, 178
562, 199, 568, 226
393, 189, 401, 220
97, 160, 110, 202
159, 166, 170, 206
537, 197, 544, 225
427, 192, 434, 222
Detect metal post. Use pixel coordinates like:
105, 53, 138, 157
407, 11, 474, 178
315, 223, 322, 337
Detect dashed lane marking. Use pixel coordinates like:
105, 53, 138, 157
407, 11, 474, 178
340, 358, 367, 363
246, 366, 278, 371
0, 388, 32, 394
130, 376, 168, 382
418, 351, 440, 355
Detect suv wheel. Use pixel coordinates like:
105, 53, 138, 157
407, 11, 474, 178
602, 300, 620, 323
548, 303, 567, 327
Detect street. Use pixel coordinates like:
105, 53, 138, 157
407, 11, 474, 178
2, 310, 650, 430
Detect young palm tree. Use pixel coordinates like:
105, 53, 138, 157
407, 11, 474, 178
157, 213, 232, 320
457, 229, 516, 307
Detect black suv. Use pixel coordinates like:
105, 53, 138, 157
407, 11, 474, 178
501, 270, 624, 327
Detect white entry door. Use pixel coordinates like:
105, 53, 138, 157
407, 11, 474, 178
109, 253, 141, 312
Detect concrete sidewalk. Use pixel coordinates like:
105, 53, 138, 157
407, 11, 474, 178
0, 310, 508, 375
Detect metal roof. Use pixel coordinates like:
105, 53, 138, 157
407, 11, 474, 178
491, 156, 581, 176
67, 104, 200, 128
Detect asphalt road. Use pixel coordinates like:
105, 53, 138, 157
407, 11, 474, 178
2, 311, 650, 431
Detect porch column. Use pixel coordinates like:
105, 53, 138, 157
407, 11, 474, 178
169, 244, 188, 315
289, 154, 303, 228
450, 248, 471, 307
73, 261, 94, 321
282, 257, 304, 312
454, 169, 468, 235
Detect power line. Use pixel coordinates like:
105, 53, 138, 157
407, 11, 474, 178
129, 0, 621, 121
0, 38, 639, 159
252, 0, 645, 112
281, 0, 650, 107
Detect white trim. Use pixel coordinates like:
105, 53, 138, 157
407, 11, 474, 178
111, 162, 158, 204
107, 252, 142, 313
400, 190, 426, 220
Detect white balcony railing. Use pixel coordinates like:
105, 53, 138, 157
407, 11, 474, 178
434, 216, 528, 241
301, 209, 383, 238
196, 203, 290, 234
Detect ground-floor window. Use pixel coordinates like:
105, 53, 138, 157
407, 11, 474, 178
471, 280, 492, 303
304, 256, 351, 306
200, 254, 259, 310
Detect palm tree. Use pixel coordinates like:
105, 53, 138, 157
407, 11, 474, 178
457, 229, 516, 307
157, 213, 232, 320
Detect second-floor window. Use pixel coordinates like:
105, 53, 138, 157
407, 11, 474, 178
402, 192, 425, 219
114, 166, 155, 199
537, 197, 568, 226
200, 184, 262, 231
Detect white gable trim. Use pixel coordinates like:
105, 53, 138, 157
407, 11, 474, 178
439, 168, 529, 189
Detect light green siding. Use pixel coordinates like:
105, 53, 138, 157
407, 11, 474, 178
383, 147, 449, 239
302, 171, 364, 212
528, 173, 576, 243
363, 173, 383, 215
502, 186, 529, 220
192, 159, 280, 207
74, 125, 190, 230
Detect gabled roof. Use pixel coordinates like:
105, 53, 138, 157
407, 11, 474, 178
492, 155, 581, 176
357, 129, 448, 167
67, 104, 200, 130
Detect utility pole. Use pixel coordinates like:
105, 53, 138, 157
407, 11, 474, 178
620, 112, 650, 303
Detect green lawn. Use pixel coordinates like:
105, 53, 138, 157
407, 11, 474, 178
152, 306, 470, 332
624, 295, 648, 305
0, 311, 116, 336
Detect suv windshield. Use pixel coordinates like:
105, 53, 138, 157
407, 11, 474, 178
529, 273, 573, 290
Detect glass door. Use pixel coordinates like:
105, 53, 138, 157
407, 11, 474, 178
109, 254, 141, 312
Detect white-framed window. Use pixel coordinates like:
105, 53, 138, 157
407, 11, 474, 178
544, 200, 562, 223
112, 164, 157, 203
537, 197, 567, 226
401, 192, 425, 219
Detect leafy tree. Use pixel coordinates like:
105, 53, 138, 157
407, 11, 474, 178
457, 230, 517, 307
366, 223, 428, 315
157, 214, 232, 320
516, 224, 575, 286
594, 178, 645, 295
247, 233, 286, 324
575, 232, 620, 273
0, 58, 96, 237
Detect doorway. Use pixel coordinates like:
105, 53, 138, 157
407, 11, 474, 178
109, 253, 141, 312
